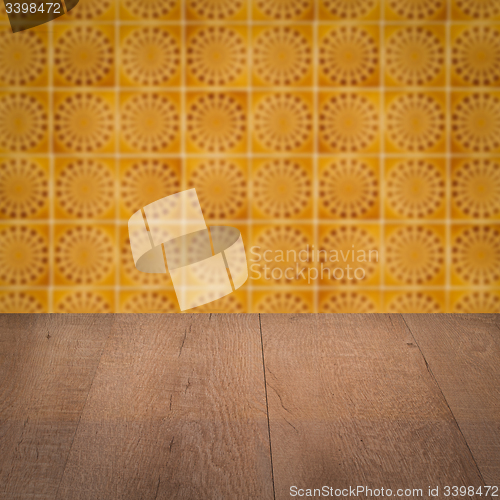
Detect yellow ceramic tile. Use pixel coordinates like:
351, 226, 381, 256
252, 25, 313, 87
451, 91, 500, 154
0, 157, 49, 219
318, 91, 380, 154
318, 0, 380, 20
318, 25, 380, 87
54, 157, 116, 220
319, 156, 379, 220
251, 157, 313, 220
54, 289, 115, 313
53, 223, 116, 286
450, 290, 500, 313
0, 26, 49, 86
0, 290, 48, 313
0, 223, 49, 286
119, 91, 181, 154
187, 0, 247, 21
53, 91, 115, 154
119, 25, 181, 87
0, 92, 49, 153
252, 0, 314, 21
119, 157, 181, 220
53, 24, 115, 87
385, 0, 446, 21
384, 157, 446, 220
319, 290, 381, 313
383, 290, 445, 313
187, 157, 247, 220
451, 157, 500, 220
384, 224, 446, 286
64, 0, 115, 21
188, 290, 248, 313
451, 224, 500, 286
119, 0, 181, 21
119, 290, 179, 313
252, 91, 314, 153
384, 25, 446, 87
450, 25, 500, 87
385, 91, 446, 154
451, 0, 500, 21
186, 91, 247, 154
252, 289, 314, 313
187, 25, 248, 88
318, 223, 381, 286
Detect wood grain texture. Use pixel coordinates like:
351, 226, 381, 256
0, 314, 113, 500
56, 314, 273, 500
260, 314, 485, 500
402, 314, 500, 485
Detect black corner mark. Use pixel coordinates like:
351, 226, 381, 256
3, 0, 79, 33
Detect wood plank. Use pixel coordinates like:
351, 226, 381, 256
0, 314, 113, 500
57, 314, 273, 500
261, 314, 484, 500
402, 314, 500, 485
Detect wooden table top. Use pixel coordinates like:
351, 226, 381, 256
0, 314, 499, 499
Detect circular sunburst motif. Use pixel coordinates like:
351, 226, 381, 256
453, 291, 500, 313
386, 226, 444, 284
319, 93, 378, 152
122, 0, 177, 18
56, 159, 114, 219
122, 27, 180, 86
121, 93, 179, 152
387, 159, 445, 218
319, 159, 378, 218
452, 225, 500, 285
0, 94, 47, 152
254, 93, 312, 152
187, 93, 246, 152
254, 226, 311, 283
320, 292, 376, 313
254, 27, 311, 86
319, 26, 378, 86
121, 292, 176, 313
56, 291, 111, 313
452, 93, 500, 152
388, 0, 444, 19
0, 29, 46, 85
322, 0, 377, 18
255, 292, 310, 313
191, 293, 244, 313
0, 159, 48, 219
54, 93, 113, 152
253, 159, 311, 218
66, 0, 112, 18
386, 27, 444, 86
0, 226, 47, 285
255, 0, 311, 19
54, 26, 113, 86
188, 0, 245, 19
0, 292, 44, 313
320, 226, 378, 284
55, 226, 114, 285
188, 159, 246, 219
452, 26, 500, 86
387, 292, 441, 313
455, 0, 500, 19
452, 159, 500, 218
121, 160, 180, 214
187, 27, 246, 86
387, 93, 445, 152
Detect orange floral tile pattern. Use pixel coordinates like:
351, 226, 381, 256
0, 0, 499, 313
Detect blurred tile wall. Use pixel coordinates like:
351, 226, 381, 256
0, 0, 499, 313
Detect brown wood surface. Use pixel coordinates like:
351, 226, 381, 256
0, 314, 114, 500
260, 314, 485, 499
402, 314, 500, 485
0, 314, 499, 500
56, 314, 273, 500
